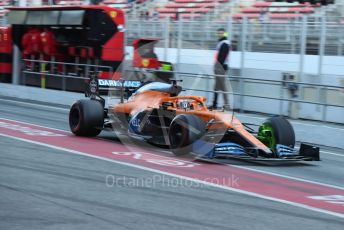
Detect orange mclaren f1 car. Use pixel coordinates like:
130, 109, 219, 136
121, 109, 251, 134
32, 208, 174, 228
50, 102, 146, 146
68, 79, 320, 162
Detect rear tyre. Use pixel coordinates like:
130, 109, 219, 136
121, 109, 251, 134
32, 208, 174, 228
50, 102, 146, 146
69, 99, 104, 136
258, 116, 295, 152
168, 114, 206, 156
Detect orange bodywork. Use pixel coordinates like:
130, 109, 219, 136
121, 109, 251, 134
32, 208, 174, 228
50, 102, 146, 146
112, 90, 270, 152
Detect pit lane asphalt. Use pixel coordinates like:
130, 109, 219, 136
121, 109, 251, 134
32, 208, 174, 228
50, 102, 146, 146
0, 98, 343, 230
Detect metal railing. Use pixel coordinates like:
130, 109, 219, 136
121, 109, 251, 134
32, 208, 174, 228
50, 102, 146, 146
125, 17, 344, 103
17, 59, 344, 123
126, 16, 344, 55
132, 69, 344, 122
21, 59, 113, 91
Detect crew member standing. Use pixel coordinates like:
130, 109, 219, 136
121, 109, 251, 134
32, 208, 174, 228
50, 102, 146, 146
212, 28, 231, 110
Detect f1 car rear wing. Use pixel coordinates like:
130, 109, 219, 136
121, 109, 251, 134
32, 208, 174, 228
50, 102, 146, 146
85, 70, 142, 106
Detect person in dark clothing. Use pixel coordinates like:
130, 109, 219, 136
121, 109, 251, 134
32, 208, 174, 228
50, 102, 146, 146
212, 28, 231, 110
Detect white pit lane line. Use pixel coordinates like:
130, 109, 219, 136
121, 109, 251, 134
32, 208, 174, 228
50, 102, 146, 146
0, 98, 70, 112
0, 132, 343, 219
320, 150, 344, 157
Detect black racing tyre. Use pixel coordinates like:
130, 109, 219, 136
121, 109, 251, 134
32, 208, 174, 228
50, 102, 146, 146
168, 114, 206, 156
258, 116, 295, 152
69, 99, 104, 137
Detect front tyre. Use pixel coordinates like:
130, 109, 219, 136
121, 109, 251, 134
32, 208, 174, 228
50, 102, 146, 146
169, 114, 206, 156
258, 116, 295, 152
69, 99, 104, 136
